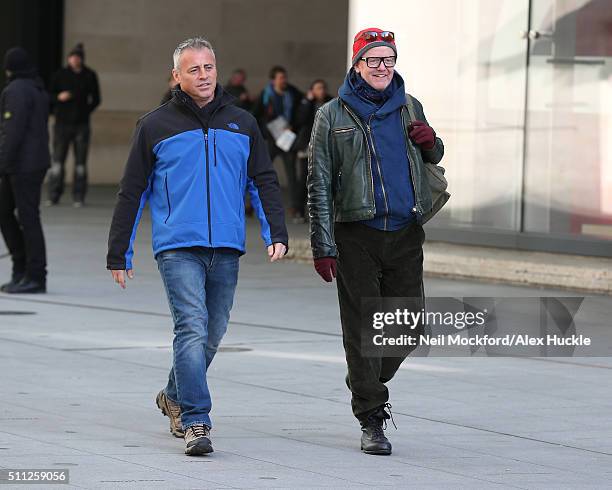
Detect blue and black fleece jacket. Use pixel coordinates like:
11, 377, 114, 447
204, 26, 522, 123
106, 86, 288, 270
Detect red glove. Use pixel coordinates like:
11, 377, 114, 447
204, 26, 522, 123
314, 257, 337, 282
409, 120, 436, 150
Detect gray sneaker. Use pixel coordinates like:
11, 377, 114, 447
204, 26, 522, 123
184, 424, 213, 456
155, 390, 184, 438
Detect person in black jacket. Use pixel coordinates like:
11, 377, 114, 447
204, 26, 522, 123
47, 43, 100, 206
160, 72, 178, 105
308, 28, 444, 455
0, 47, 50, 294
224, 68, 251, 111
107, 37, 288, 456
252, 66, 304, 219
293, 79, 332, 221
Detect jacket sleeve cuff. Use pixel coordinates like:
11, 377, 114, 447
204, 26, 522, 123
421, 138, 444, 164
106, 262, 126, 270
312, 245, 337, 259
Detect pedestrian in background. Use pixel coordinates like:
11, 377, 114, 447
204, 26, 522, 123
47, 43, 100, 207
308, 28, 444, 455
226, 69, 254, 218
0, 47, 50, 294
224, 68, 251, 111
252, 65, 303, 220
294, 79, 332, 222
160, 72, 179, 105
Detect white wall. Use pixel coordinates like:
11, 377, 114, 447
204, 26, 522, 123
348, 0, 530, 230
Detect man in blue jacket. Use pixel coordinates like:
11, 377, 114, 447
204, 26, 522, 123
0, 47, 50, 294
308, 28, 444, 455
107, 37, 288, 456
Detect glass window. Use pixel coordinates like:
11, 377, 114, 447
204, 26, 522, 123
523, 0, 612, 240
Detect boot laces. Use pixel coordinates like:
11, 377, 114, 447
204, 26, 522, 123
372, 427, 385, 440
187, 425, 209, 438
383, 403, 397, 430
364, 403, 397, 438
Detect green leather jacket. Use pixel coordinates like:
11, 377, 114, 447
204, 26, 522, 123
307, 94, 444, 259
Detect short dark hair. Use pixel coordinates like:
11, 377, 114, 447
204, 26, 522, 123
269, 65, 287, 80
310, 79, 327, 90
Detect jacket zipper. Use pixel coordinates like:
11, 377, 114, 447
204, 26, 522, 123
332, 126, 356, 134
204, 131, 212, 244
367, 114, 390, 230
401, 106, 420, 216
178, 96, 223, 247
339, 101, 376, 216
164, 173, 171, 224
213, 129, 217, 166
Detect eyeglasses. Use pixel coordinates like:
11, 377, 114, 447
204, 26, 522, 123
359, 56, 397, 69
357, 31, 395, 43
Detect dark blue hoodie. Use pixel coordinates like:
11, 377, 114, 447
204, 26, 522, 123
338, 69, 415, 231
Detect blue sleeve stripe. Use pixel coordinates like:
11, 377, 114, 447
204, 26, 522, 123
124, 178, 152, 269
247, 177, 272, 246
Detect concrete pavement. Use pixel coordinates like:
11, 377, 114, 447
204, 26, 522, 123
1, 187, 611, 489
287, 228, 612, 295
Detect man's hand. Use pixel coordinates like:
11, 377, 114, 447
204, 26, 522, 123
314, 257, 336, 282
408, 120, 436, 150
267, 243, 287, 262
110, 269, 134, 289
57, 91, 72, 102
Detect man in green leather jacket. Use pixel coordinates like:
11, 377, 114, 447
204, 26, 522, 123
307, 28, 444, 455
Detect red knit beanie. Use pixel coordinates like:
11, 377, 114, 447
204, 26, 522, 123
351, 27, 397, 66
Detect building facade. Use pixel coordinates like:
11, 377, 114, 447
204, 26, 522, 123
350, 0, 612, 256
1, 0, 609, 256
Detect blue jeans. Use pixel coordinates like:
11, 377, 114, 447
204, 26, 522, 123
156, 247, 239, 429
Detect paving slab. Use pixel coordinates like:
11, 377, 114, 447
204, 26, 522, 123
0, 187, 611, 489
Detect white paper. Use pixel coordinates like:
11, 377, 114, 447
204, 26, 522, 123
275, 129, 296, 152
266, 116, 289, 141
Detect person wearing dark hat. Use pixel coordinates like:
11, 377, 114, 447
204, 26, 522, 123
47, 42, 100, 207
307, 28, 444, 455
224, 68, 251, 111
0, 47, 50, 294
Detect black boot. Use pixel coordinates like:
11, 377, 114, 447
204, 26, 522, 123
360, 403, 396, 455
3, 277, 46, 294
0, 272, 25, 292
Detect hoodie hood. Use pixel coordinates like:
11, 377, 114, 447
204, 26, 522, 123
338, 68, 407, 120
